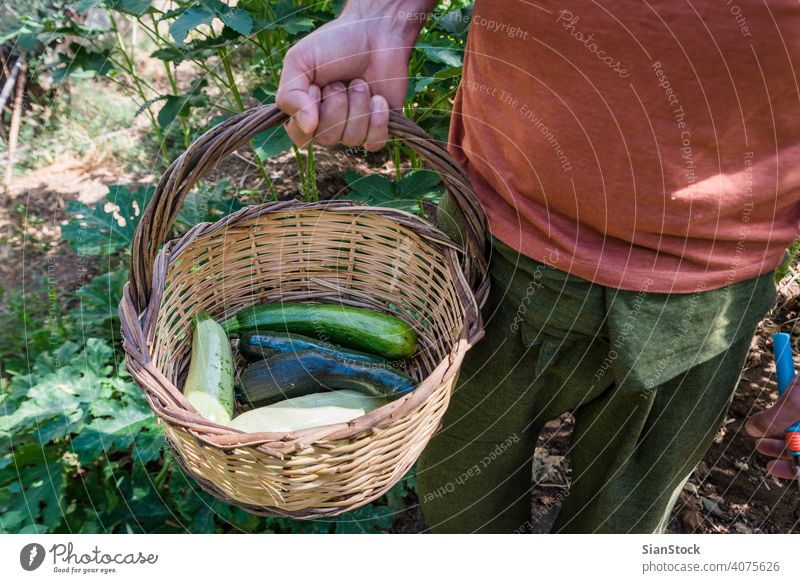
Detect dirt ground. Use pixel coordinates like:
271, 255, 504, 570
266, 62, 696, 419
3, 134, 799, 534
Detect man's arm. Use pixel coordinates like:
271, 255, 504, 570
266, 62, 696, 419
276, 0, 437, 150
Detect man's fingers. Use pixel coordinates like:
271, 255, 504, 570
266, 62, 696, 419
316, 82, 348, 146
276, 47, 319, 134
364, 95, 390, 152
745, 378, 800, 439
766, 459, 798, 480
756, 437, 792, 460
341, 79, 371, 147
285, 84, 321, 147
746, 403, 794, 439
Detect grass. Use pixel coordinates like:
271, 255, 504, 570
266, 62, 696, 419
4, 78, 159, 174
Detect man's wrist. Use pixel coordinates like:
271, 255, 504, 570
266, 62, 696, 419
342, 0, 438, 43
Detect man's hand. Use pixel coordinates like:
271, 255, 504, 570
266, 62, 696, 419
276, 0, 435, 151
745, 376, 800, 479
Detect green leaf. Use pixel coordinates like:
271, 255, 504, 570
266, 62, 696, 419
156, 95, 184, 128
35, 343, 81, 379
61, 184, 154, 256
150, 46, 185, 63
251, 85, 276, 104
252, 125, 293, 159
1, 454, 66, 531
267, 0, 315, 35
342, 170, 443, 216
150, 43, 214, 64
0, 370, 89, 442
132, 427, 164, 463
416, 43, 463, 68
71, 270, 128, 335
83, 338, 115, 378
104, 0, 151, 16
76, 0, 102, 12
133, 95, 168, 119
438, 7, 472, 38
331, 503, 394, 533
52, 44, 115, 84
344, 171, 396, 203
279, 16, 314, 35
71, 398, 159, 462
169, 6, 215, 47
413, 76, 435, 94
0, 22, 28, 45
220, 7, 252, 36
157, 82, 208, 129
175, 180, 245, 232
378, 199, 426, 214
1, 509, 28, 531
398, 169, 443, 197
17, 31, 40, 52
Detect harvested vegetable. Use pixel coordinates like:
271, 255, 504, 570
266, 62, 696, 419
229, 390, 387, 433
221, 302, 418, 359
238, 349, 417, 407
239, 331, 398, 367
183, 312, 234, 423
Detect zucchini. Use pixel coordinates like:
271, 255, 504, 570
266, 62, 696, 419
221, 302, 418, 360
239, 331, 397, 368
229, 390, 387, 433
184, 313, 234, 424
238, 349, 417, 407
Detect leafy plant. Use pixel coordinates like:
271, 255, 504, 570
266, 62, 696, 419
0, 0, 474, 535
0, 338, 163, 533
61, 184, 154, 257
0, 282, 68, 376
9, 0, 471, 194
174, 179, 246, 232
343, 169, 446, 217
69, 269, 130, 339
776, 239, 800, 283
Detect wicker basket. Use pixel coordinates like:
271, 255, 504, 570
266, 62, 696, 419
119, 104, 489, 518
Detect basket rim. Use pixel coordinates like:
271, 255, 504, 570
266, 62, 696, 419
119, 199, 481, 456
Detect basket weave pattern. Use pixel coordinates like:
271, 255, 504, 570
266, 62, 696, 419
119, 105, 488, 517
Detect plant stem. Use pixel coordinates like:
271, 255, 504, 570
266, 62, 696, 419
306, 146, 318, 201
414, 90, 456, 125
253, 31, 281, 88
107, 10, 168, 159
217, 46, 245, 111
217, 45, 277, 199
153, 456, 172, 490
392, 144, 403, 181
149, 14, 191, 147
292, 144, 309, 200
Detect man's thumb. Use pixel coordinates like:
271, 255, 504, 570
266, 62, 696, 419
278, 88, 319, 135
277, 51, 320, 135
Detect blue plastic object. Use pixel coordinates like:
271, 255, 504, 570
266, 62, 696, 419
773, 332, 796, 396
772, 334, 800, 491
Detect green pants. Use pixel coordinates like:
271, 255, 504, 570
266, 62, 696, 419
417, 196, 777, 533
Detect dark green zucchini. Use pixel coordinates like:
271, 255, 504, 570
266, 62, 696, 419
239, 331, 398, 368
237, 350, 417, 407
221, 302, 418, 360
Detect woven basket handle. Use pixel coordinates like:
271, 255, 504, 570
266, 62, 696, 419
129, 104, 488, 313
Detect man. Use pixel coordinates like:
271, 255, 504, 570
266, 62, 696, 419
276, 1, 800, 532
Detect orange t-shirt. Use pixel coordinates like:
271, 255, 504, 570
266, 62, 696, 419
449, 0, 800, 292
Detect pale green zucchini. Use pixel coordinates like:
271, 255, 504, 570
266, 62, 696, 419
229, 390, 387, 433
183, 312, 234, 424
